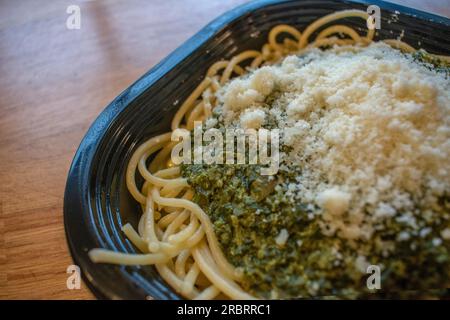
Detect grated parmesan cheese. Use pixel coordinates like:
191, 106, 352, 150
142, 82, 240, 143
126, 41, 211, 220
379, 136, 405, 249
216, 43, 450, 241
275, 229, 289, 246
441, 228, 450, 240
239, 108, 266, 129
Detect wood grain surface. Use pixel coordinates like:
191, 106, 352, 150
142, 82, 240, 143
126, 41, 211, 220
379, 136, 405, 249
0, 0, 448, 300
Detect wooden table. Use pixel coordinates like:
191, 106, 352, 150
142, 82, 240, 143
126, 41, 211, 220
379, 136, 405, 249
0, 0, 448, 300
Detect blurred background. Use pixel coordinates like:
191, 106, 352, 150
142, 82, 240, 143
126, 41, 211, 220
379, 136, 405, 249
0, 0, 448, 299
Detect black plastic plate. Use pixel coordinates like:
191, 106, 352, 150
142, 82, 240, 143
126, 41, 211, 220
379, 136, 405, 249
64, 0, 450, 300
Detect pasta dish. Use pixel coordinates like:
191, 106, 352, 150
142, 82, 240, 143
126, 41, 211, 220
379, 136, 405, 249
89, 10, 450, 299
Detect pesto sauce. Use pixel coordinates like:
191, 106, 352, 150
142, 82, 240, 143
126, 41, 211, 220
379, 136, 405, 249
181, 163, 450, 298
411, 50, 450, 77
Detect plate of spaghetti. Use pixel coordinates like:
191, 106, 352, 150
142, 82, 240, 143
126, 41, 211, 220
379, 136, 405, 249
64, 0, 450, 299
